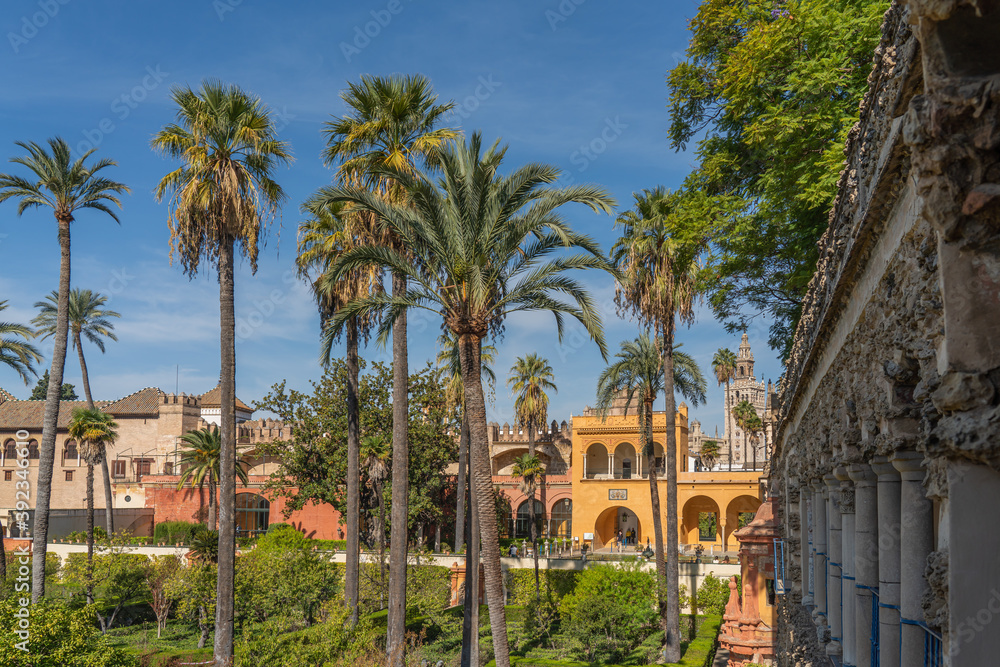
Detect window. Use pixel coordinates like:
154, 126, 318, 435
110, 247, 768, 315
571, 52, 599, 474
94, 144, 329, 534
163, 462, 174, 475
3, 440, 15, 459
698, 512, 717, 541
235, 493, 270, 537
738, 511, 756, 528
65, 471, 73, 482
135, 459, 153, 476
28, 441, 39, 459
63, 441, 77, 464
514, 499, 545, 539
112, 460, 126, 477
3, 470, 11, 481
549, 499, 572, 538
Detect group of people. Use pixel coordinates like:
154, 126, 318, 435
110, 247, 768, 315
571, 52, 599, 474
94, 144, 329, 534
614, 528, 636, 552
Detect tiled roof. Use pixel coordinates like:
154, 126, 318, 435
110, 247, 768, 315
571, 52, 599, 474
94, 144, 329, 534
103, 387, 164, 417
0, 399, 108, 431
199, 384, 252, 412
0, 388, 15, 403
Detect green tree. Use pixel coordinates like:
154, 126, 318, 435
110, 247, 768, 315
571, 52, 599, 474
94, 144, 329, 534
558, 561, 658, 663
60, 532, 150, 633
611, 185, 705, 660
34, 288, 120, 533
700, 440, 720, 470
322, 73, 457, 666
167, 561, 218, 649
732, 399, 763, 469
666, 0, 887, 356
152, 81, 291, 665
146, 555, 181, 638
0, 300, 41, 385
511, 453, 544, 592
29, 369, 78, 401
66, 407, 118, 604
361, 433, 390, 588
318, 133, 615, 667
175, 426, 249, 530
712, 347, 738, 471
0, 137, 128, 601
507, 353, 556, 598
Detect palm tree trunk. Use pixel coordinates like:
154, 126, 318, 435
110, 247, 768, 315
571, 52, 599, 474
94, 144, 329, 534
454, 411, 469, 553
214, 238, 237, 667
528, 421, 539, 600
76, 330, 116, 535
458, 332, 510, 667
461, 464, 480, 667
345, 318, 361, 626
32, 216, 72, 602
386, 272, 409, 667
377, 479, 386, 587
86, 462, 95, 605
726, 379, 732, 473
661, 320, 681, 663
645, 399, 669, 643
207, 480, 216, 530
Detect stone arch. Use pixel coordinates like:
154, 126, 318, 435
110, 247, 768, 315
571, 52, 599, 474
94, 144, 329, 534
725, 494, 762, 550
612, 442, 637, 479
640, 442, 665, 477
548, 497, 572, 538
593, 505, 642, 550
682, 495, 722, 546
493, 447, 555, 476
514, 498, 545, 539
584, 443, 609, 479
3, 439, 16, 460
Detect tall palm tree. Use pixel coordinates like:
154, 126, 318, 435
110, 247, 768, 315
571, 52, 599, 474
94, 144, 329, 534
712, 347, 738, 472
151, 81, 291, 667
435, 330, 496, 667
299, 192, 382, 626
318, 133, 616, 667
67, 407, 118, 604
732, 399, 760, 470
34, 288, 120, 533
506, 354, 556, 597
0, 301, 41, 385
700, 440, 720, 471
176, 426, 250, 530
595, 335, 707, 620
322, 73, 456, 665
611, 186, 703, 661
511, 452, 543, 552
0, 137, 127, 601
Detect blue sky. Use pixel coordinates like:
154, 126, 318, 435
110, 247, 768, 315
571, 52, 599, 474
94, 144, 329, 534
0, 0, 782, 434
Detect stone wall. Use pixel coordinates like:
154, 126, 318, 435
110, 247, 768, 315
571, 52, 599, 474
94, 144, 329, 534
771, 1, 1000, 665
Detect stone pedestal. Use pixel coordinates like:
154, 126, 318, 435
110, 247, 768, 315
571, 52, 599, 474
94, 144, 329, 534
872, 456, 901, 667
849, 463, 878, 667
891, 451, 933, 667
824, 473, 843, 657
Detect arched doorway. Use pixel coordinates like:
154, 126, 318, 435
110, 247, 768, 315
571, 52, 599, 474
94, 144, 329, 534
585, 443, 609, 478
725, 495, 762, 550
515, 499, 545, 539
593, 505, 641, 550
681, 495, 722, 548
549, 498, 572, 538
235, 493, 270, 537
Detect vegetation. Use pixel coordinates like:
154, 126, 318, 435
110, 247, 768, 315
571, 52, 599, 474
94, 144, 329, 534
28, 369, 78, 400
0, 137, 128, 599
0, 300, 41, 385
175, 426, 249, 530
711, 348, 737, 471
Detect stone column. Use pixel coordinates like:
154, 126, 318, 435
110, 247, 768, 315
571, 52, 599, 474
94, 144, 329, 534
787, 475, 801, 598
849, 463, 878, 667
800, 487, 813, 606
837, 466, 856, 667
812, 479, 829, 639
892, 450, 934, 667
872, 455, 901, 667
825, 472, 843, 658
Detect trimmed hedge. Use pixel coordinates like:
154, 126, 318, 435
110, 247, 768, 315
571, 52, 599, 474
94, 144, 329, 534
505, 568, 580, 606
488, 614, 722, 667
152, 520, 200, 544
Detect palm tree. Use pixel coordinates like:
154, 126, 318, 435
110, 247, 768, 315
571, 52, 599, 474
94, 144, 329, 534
511, 453, 544, 568
0, 301, 42, 385
700, 440, 720, 471
611, 186, 703, 661
176, 426, 249, 530
712, 347, 738, 472
360, 433, 390, 589
66, 407, 118, 604
299, 193, 382, 626
0, 137, 127, 601
595, 334, 707, 626
435, 330, 496, 667
732, 399, 760, 470
322, 73, 457, 665
318, 133, 615, 667
507, 354, 556, 597
34, 288, 121, 534
152, 81, 290, 666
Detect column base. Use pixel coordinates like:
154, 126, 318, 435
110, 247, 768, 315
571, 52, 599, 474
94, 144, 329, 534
826, 639, 843, 657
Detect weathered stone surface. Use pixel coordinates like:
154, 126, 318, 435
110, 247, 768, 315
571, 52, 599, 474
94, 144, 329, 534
930, 371, 995, 412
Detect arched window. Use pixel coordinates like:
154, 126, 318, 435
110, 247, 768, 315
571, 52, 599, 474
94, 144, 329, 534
28, 440, 39, 460
235, 493, 270, 537
63, 440, 78, 464
3, 440, 15, 460
549, 499, 572, 538
514, 499, 545, 539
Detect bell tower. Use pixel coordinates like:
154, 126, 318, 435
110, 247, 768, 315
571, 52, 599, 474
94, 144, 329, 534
736, 332, 754, 380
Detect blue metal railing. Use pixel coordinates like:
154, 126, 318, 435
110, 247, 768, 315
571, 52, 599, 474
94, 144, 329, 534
858, 585, 879, 667
773, 538, 787, 594
901, 618, 943, 667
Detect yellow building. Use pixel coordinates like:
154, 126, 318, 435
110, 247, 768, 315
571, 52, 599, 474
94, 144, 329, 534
571, 402, 763, 553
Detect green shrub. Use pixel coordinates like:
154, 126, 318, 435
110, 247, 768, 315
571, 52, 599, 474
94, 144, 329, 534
0, 598, 139, 666
558, 561, 658, 663
694, 573, 736, 616
505, 568, 580, 607
153, 520, 200, 544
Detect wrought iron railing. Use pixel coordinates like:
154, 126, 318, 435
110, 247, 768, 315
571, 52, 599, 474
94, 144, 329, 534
859, 584, 879, 667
